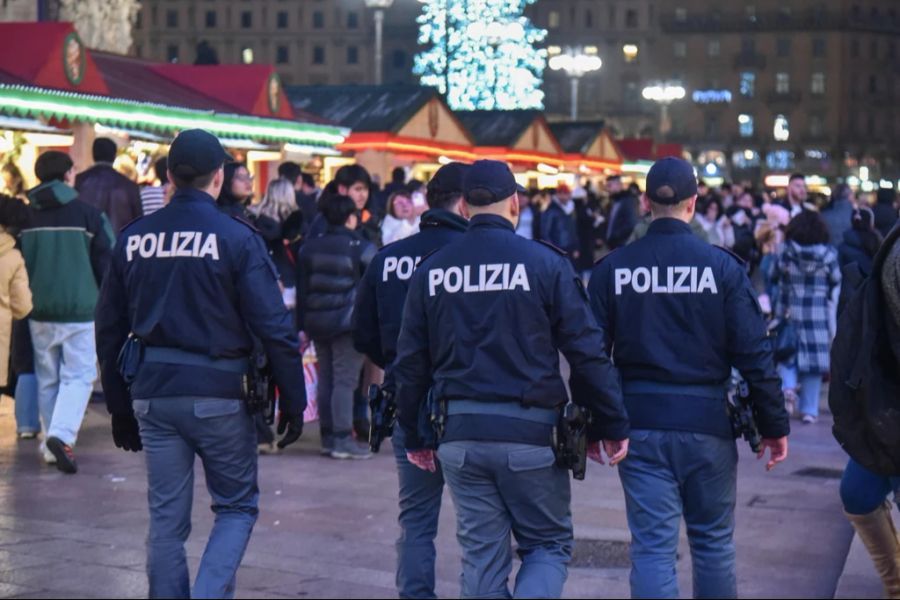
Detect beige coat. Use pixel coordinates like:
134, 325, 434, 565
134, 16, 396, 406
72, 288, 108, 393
0, 231, 32, 386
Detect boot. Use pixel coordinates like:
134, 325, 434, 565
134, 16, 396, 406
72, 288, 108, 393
846, 501, 900, 598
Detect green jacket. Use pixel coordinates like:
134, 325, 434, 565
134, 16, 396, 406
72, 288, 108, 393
21, 180, 115, 322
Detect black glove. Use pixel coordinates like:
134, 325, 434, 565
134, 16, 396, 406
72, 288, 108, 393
111, 413, 143, 452
276, 411, 304, 449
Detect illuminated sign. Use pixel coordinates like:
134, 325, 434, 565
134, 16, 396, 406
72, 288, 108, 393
692, 90, 732, 104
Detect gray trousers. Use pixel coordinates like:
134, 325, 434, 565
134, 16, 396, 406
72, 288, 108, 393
134, 397, 258, 599
314, 333, 364, 438
437, 441, 573, 599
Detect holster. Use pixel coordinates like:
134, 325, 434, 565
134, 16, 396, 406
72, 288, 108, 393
368, 383, 397, 453
554, 403, 590, 481
116, 335, 145, 386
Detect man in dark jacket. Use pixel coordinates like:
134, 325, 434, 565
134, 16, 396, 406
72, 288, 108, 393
821, 183, 856, 247
873, 187, 899, 238
75, 137, 142, 232
605, 175, 639, 250
539, 183, 579, 259
22, 151, 114, 473
297, 195, 376, 459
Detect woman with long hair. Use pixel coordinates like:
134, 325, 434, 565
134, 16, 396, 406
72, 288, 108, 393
773, 210, 841, 424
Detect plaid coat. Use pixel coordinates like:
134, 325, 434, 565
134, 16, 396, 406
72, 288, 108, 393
774, 241, 841, 374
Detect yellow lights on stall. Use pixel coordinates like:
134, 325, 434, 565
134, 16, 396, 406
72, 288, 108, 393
536, 162, 559, 175
22, 132, 73, 147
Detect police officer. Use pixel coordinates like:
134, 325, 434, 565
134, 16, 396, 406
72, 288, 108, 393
393, 160, 630, 599
352, 162, 469, 599
586, 157, 790, 599
95, 129, 306, 599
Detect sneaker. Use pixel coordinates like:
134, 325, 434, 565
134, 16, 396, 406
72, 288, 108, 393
801, 414, 818, 425
17, 432, 38, 440
330, 437, 372, 460
258, 442, 280, 455
320, 430, 334, 456
39, 443, 56, 465
45, 436, 77, 474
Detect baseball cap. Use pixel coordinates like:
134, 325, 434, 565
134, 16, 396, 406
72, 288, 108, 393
645, 156, 698, 205
427, 162, 470, 196
168, 129, 231, 180
463, 160, 518, 206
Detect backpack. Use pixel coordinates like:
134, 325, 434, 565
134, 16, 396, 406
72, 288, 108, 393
829, 224, 900, 476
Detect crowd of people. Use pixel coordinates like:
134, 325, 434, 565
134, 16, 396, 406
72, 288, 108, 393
2, 139, 900, 465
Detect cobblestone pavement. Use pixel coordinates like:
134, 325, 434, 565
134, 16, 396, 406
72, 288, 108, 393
0, 398, 853, 598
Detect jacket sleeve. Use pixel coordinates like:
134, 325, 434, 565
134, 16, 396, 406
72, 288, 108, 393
586, 260, 614, 355
352, 259, 386, 368
393, 269, 433, 450
724, 263, 790, 439
551, 258, 629, 442
128, 181, 143, 220
95, 249, 132, 416
89, 212, 115, 287
236, 234, 306, 418
9, 252, 32, 320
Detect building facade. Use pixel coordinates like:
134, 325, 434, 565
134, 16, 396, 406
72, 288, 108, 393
129, 0, 900, 181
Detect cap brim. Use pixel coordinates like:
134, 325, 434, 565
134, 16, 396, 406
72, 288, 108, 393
516, 184, 527, 194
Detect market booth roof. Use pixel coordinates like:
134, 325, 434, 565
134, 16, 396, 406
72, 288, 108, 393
617, 138, 684, 162
549, 120, 623, 172
455, 110, 565, 168
285, 84, 475, 161
0, 22, 347, 151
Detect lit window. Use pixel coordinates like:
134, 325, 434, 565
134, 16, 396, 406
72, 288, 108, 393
548, 11, 560, 28
674, 42, 686, 58
675, 7, 687, 22
708, 40, 720, 57
745, 6, 757, 22
740, 72, 755, 97
739, 114, 754, 137
242, 47, 254, 64
766, 150, 795, 170
811, 73, 825, 94
776, 72, 790, 94
623, 44, 639, 63
774, 114, 790, 141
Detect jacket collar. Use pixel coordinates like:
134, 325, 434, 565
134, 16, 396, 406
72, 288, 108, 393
26, 180, 78, 209
170, 188, 217, 205
469, 213, 515, 232
420, 208, 468, 232
647, 217, 693, 236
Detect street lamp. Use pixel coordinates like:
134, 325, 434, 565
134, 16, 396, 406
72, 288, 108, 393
365, 0, 394, 85
641, 81, 686, 141
548, 46, 602, 121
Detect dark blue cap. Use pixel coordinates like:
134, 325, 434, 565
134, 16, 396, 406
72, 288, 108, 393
463, 159, 518, 206
168, 129, 231, 180
427, 162, 470, 196
646, 156, 698, 205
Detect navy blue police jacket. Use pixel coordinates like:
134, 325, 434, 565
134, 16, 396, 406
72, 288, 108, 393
95, 188, 307, 418
394, 213, 630, 449
587, 217, 789, 439
352, 208, 468, 378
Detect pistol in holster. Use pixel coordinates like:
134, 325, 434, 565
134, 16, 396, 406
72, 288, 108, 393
727, 374, 762, 454
368, 383, 397, 453
416, 389, 446, 450
554, 403, 591, 481
243, 350, 275, 422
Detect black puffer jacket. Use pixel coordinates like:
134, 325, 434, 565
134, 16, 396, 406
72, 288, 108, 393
297, 226, 376, 339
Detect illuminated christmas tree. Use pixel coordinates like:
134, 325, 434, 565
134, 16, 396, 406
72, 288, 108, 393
414, 0, 547, 111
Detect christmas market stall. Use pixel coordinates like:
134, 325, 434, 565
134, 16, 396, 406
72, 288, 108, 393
0, 22, 347, 195
285, 84, 476, 184
455, 109, 567, 189
548, 120, 623, 189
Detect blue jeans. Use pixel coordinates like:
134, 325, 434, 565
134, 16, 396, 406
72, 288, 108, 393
13, 373, 39, 434
778, 365, 822, 418
618, 430, 738, 599
134, 397, 258, 599
30, 321, 96, 445
841, 458, 900, 515
393, 427, 445, 599
437, 441, 572, 599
